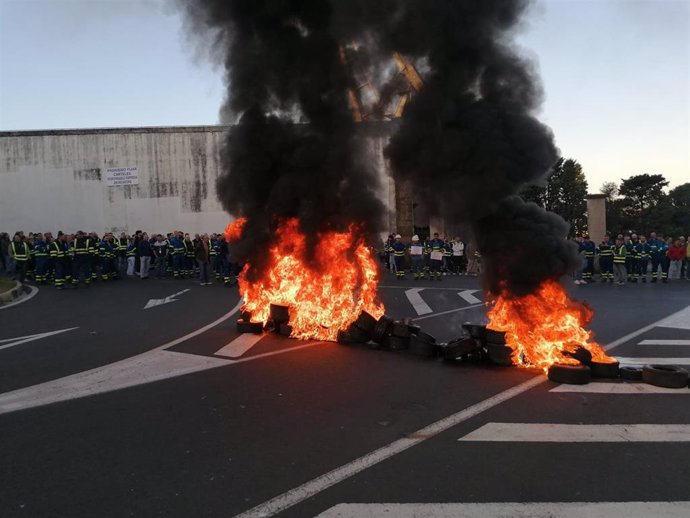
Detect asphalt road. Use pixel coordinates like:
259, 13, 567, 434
1, 271, 689, 518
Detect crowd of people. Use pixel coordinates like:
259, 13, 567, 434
2, 228, 688, 291
381, 233, 478, 280
0, 230, 241, 289
380, 230, 690, 286
574, 232, 690, 285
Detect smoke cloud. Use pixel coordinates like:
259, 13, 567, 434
178, 0, 579, 294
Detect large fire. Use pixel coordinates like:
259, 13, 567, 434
487, 280, 614, 372
227, 218, 384, 341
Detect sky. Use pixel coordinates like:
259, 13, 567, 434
0, 0, 688, 192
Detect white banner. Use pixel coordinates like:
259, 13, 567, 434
105, 166, 139, 186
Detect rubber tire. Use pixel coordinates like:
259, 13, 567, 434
590, 360, 620, 378
440, 337, 479, 360
484, 343, 514, 366
462, 322, 486, 339
384, 335, 409, 350
415, 330, 436, 344
269, 304, 290, 323
391, 322, 412, 339
409, 334, 437, 358
564, 347, 592, 366
355, 311, 377, 333
407, 324, 422, 335
236, 319, 263, 334
278, 323, 293, 337
642, 364, 689, 388
619, 366, 643, 381
347, 324, 372, 343
371, 315, 394, 344
548, 364, 591, 385
337, 329, 360, 345
485, 328, 507, 344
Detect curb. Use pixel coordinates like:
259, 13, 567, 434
0, 280, 31, 307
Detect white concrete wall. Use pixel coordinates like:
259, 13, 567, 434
0, 125, 396, 236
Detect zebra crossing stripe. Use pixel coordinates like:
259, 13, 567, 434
458, 423, 690, 442
316, 502, 690, 518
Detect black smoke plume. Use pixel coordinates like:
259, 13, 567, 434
178, 0, 579, 295
176, 0, 386, 279
333, 0, 579, 297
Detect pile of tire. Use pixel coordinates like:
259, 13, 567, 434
337, 312, 439, 358
547, 345, 690, 389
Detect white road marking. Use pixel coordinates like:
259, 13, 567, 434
214, 333, 266, 358
603, 304, 690, 352
404, 288, 433, 315
615, 357, 690, 366
412, 303, 484, 322
317, 502, 690, 518
232, 376, 546, 518
0, 284, 39, 310
143, 288, 190, 309
550, 382, 690, 394
638, 339, 690, 346
458, 423, 690, 442
0, 327, 79, 351
657, 305, 690, 330
458, 289, 481, 304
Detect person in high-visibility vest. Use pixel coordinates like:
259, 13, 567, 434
9, 233, 30, 283
613, 235, 627, 285
49, 234, 69, 289
71, 231, 93, 287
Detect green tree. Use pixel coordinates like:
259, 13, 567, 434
600, 181, 618, 201
618, 174, 669, 230
520, 157, 589, 236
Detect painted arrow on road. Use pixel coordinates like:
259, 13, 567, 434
458, 289, 482, 305
0, 327, 79, 351
144, 289, 190, 309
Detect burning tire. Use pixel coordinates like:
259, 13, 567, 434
384, 335, 409, 350
462, 322, 486, 340
485, 328, 506, 344
642, 364, 689, 389
236, 319, 263, 334
484, 343, 514, 366
391, 322, 412, 339
279, 323, 293, 337
371, 315, 394, 344
409, 333, 437, 358
619, 366, 643, 381
269, 304, 290, 323
547, 364, 591, 385
564, 347, 592, 366
355, 311, 377, 333
590, 360, 620, 378
440, 336, 479, 360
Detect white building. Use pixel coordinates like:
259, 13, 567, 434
0, 124, 398, 236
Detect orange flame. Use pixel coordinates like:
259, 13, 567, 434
238, 218, 384, 341
224, 217, 247, 242
487, 280, 614, 372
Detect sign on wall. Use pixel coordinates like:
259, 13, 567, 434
105, 167, 139, 186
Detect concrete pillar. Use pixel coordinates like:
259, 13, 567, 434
586, 194, 607, 244
395, 179, 414, 241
